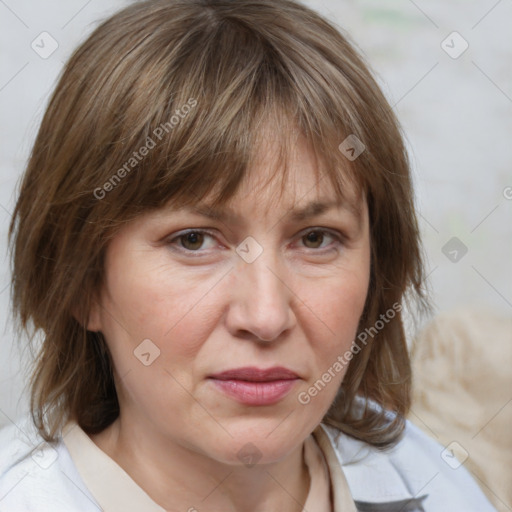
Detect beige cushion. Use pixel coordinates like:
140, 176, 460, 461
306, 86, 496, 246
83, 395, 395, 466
408, 308, 512, 512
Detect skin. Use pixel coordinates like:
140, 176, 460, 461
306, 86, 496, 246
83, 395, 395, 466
87, 134, 371, 512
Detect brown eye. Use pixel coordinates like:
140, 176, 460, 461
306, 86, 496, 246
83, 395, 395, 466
302, 231, 325, 249
166, 229, 219, 256
179, 231, 205, 251
299, 229, 343, 252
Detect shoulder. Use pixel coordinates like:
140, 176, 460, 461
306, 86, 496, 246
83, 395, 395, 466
321, 416, 497, 512
0, 414, 99, 512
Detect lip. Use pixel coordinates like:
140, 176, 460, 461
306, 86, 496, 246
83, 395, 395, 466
209, 366, 299, 382
208, 366, 299, 406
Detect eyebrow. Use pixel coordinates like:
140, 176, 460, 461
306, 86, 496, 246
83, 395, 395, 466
184, 199, 361, 224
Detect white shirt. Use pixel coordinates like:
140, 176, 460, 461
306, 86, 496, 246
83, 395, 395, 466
0, 412, 497, 511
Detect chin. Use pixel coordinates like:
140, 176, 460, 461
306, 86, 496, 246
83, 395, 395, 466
214, 425, 304, 468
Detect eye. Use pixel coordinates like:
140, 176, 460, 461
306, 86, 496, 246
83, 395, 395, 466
168, 229, 218, 252
298, 229, 343, 251
166, 227, 344, 255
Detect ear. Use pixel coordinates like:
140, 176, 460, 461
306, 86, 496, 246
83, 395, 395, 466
72, 292, 103, 332
85, 297, 102, 332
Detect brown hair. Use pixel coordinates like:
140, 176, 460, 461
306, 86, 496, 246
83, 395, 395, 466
9, 0, 428, 446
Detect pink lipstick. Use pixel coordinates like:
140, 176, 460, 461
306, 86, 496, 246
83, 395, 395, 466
208, 366, 299, 405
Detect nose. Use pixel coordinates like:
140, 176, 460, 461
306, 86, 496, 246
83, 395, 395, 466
225, 247, 296, 343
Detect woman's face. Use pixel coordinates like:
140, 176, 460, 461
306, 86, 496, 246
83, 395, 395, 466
89, 136, 371, 466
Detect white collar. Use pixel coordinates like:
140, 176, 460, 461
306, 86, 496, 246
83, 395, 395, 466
317, 422, 429, 510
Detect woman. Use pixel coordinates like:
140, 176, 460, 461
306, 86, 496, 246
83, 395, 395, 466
0, 0, 496, 510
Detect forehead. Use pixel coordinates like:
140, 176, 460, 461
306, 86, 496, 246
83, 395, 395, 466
169, 147, 365, 229
201, 131, 365, 221
154, 118, 367, 230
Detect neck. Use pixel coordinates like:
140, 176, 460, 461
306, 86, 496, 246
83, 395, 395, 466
90, 414, 311, 512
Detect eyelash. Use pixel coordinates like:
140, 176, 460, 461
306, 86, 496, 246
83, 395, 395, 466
166, 228, 345, 256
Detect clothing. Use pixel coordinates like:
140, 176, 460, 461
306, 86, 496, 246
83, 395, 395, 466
0, 412, 496, 511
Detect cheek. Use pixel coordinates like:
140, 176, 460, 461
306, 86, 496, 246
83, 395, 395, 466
305, 268, 369, 350
99, 255, 223, 373
295, 265, 369, 410
97, 263, 223, 416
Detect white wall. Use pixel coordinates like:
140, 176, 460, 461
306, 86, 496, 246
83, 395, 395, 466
1, 0, 511, 426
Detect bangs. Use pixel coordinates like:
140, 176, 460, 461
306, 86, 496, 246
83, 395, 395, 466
89, 3, 370, 226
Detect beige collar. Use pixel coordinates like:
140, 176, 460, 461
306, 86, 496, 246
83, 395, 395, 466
62, 421, 356, 512
311, 424, 358, 512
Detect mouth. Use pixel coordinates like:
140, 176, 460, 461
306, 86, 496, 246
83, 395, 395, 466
207, 366, 300, 405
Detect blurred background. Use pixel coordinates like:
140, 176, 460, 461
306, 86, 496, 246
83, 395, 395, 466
0, 0, 510, 438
